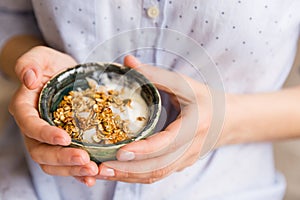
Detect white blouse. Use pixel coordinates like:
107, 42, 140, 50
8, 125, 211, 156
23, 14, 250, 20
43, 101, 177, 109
1, 0, 299, 199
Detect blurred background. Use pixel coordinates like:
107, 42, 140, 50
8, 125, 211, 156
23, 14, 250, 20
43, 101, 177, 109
274, 39, 300, 200
0, 40, 299, 199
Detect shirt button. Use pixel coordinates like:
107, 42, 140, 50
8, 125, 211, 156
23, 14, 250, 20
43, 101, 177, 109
147, 6, 159, 19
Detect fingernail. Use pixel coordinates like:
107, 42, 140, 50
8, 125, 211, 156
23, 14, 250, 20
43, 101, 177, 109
80, 167, 91, 176
76, 177, 88, 185
71, 156, 84, 165
118, 150, 135, 161
82, 178, 90, 187
99, 166, 115, 177
53, 136, 68, 145
23, 69, 36, 87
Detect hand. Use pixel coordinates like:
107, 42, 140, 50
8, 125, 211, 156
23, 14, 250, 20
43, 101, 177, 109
9, 46, 98, 186
81, 55, 224, 184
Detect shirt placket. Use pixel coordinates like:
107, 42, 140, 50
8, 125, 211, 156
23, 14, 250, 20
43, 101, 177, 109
131, 0, 166, 65
140, 0, 162, 27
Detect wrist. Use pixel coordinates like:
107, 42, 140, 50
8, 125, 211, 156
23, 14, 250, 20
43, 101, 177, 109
214, 89, 300, 147
215, 93, 244, 147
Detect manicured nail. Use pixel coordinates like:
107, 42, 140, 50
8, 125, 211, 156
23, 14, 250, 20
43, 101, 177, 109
99, 166, 115, 177
53, 136, 68, 145
80, 167, 91, 176
71, 156, 84, 165
118, 150, 135, 161
23, 69, 36, 87
53, 136, 70, 145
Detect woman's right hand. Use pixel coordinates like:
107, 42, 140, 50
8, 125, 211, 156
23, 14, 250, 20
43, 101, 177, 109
9, 46, 99, 186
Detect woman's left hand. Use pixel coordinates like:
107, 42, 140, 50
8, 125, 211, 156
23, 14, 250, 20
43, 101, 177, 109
79, 55, 229, 185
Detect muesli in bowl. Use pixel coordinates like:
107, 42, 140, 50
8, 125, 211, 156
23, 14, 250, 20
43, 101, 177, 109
39, 62, 161, 163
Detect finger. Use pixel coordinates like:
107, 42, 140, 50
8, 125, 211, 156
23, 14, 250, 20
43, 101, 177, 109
96, 162, 172, 184
14, 110, 71, 145
124, 55, 207, 101
97, 138, 203, 184
15, 46, 76, 89
40, 161, 98, 177
116, 119, 181, 161
15, 54, 42, 89
117, 106, 202, 161
97, 144, 193, 183
25, 137, 90, 166
9, 86, 71, 145
74, 176, 97, 187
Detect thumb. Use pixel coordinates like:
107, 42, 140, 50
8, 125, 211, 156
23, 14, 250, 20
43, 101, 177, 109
123, 55, 202, 101
124, 55, 141, 69
15, 51, 43, 90
22, 68, 41, 90
15, 46, 77, 90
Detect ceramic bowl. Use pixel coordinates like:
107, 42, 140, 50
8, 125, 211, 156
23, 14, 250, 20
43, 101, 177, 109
38, 62, 161, 163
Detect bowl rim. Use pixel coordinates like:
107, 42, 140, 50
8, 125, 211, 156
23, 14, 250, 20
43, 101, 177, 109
38, 62, 161, 149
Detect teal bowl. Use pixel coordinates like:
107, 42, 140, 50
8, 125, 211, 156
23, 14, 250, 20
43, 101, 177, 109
38, 62, 161, 164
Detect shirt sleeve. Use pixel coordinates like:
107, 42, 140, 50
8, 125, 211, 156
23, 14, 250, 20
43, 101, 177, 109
0, 0, 42, 52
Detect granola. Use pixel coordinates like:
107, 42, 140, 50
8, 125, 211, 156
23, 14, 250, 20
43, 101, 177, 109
52, 78, 148, 144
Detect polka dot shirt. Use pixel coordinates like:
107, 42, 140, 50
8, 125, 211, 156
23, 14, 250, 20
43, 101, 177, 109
1, 0, 299, 93
0, 0, 299, 199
